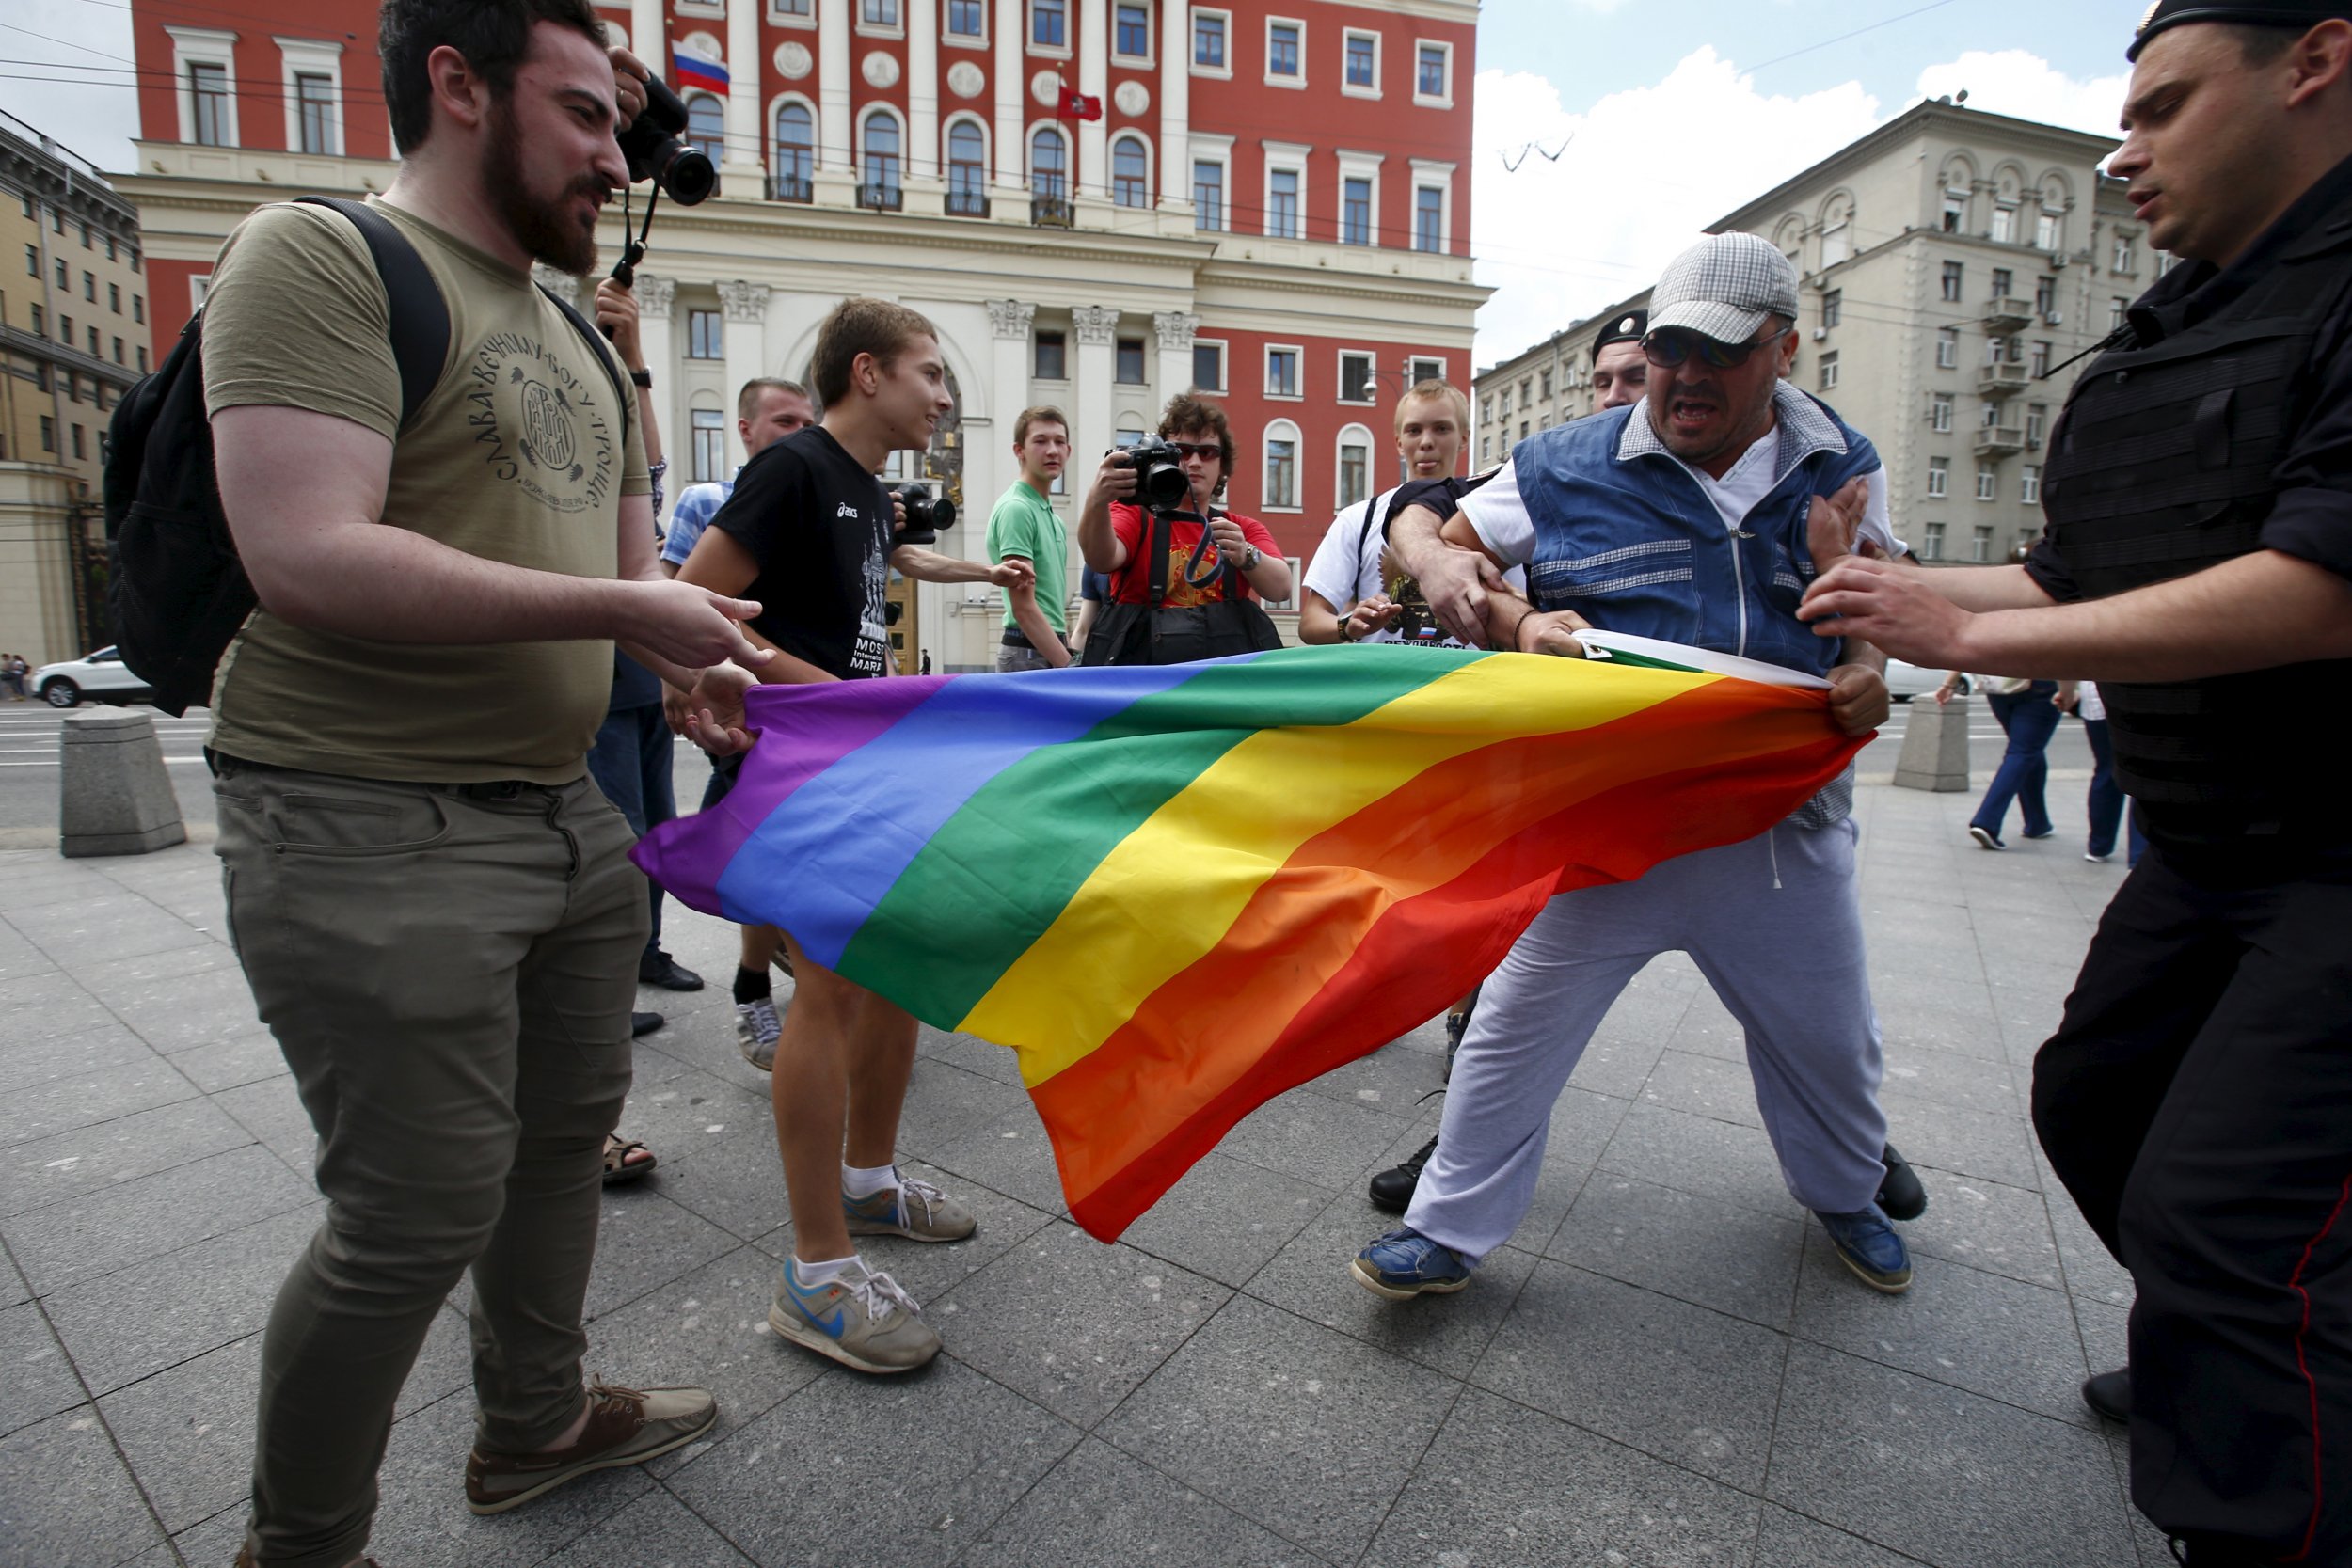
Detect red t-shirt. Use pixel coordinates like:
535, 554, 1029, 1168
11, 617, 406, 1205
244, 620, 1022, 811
1107, 503, 1281, 607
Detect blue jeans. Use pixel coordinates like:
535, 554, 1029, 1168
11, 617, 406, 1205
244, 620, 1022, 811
1972, 683, 2059, 842
2084, 718, 2124, 857
584, 701, 676, 953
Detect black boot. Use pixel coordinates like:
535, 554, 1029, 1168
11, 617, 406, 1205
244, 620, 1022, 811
2082, 1366, 2130, 1422
1877, 1141, 1928, 1221
1369, 1135, 1438, 1213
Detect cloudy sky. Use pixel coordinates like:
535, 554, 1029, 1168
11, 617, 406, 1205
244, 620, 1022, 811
6, 0, 2136, 365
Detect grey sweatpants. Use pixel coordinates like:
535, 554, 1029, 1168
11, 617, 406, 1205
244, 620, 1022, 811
1403, 816, 1888, 1261
214, 762, 645, 1568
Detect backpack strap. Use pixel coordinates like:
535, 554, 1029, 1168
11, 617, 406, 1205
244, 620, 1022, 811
294, 196, 447, 431
537, 286, 634, 448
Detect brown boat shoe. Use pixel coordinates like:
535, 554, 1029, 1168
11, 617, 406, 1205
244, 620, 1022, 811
464, 1380, 717, 1515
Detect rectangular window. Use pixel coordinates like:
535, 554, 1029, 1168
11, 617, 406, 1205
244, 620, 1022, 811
1931, 392, 1953, 432
2034, 276, 2057, 317
40, 415, 55, 453
1115, 2, 1150, 57
1339, 440, 1369, 508
137, 345, 148, 372
1342, 177, 1372, 245
1922, 520, 1945, 560
1339, 351, 1374, 403
23, 244, 35, 277
1267, 21, 1300, 79
774, 0, 814, 13
2114, 236, 2136, 272
28, 305, 40, 333
1192, 159, 1224, 230
1192, 9, 1226, 69
2022, 464, 2042, 505
1116, 337, 1146, 384
84, 271, 95, 301
1266, 167, 1299, 238
1991, 267, 2013, 300
1941, 261, 1963, 302
1416, 42, 1447, 100
108, 282, 120, 312
1192, 341, 1225, 391
688, 309, 723, 358
691, 410, 727, 483
87, 325, 100, 356
1992, 205, 2015, 244
133, 295, 144, 325
1977, 464, 1997, 501
72, 424, 86, 461
61, 313, 72, 342
55, 258, 66, 288
1539, 369, 1551, 400
1937, 326, 1959, 369
1035, 329, 1067, 379
295, 71, 335, 154
1032, 0, 1066, 48
1264, 436, 1297, 508
191, 61, 230, 146
1343, 30, 1375, 89
1821, 290, 1841, 329
1498, 388, 1510, 418
1407, 356, 1443, 385
947, 0, 984, 34
1413, 184, 1444, 253
1942, 190, 1964, 232
2111, 295, 2130, 329
1818, 351, 1839, 391
2036, 210, 2061, 251
113, 336, 124, 363
1972, 524, 1994, 562
2029, 340, 2051, 378
1927, 457, 1949, 498
1266, 346, 1299, 397
2026, 404, 2048, 447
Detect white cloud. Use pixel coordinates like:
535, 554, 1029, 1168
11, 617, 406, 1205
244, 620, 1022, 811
1470, 46, 2130, 369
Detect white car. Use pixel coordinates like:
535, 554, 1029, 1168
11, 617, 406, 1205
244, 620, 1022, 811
1884, 660, 1967, 704
32, 646, 154, 709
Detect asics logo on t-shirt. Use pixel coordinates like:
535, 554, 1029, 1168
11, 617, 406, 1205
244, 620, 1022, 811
836, 503, 862, 519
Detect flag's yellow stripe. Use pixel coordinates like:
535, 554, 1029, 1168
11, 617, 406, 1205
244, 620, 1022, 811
961, 657, 1719, 1077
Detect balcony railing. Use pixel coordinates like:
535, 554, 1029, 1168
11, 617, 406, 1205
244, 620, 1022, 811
1977, 364, 2028, 397
946, 188, 991, 218
1975, 424, 2026, 457
857, 182, 903, 213
1981, 295, 2032, 335
1031, 195, 1073, 229
769, 171, 813, 203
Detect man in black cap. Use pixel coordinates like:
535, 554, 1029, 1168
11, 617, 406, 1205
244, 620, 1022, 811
1590, 308, 1648, 412
1800, 7, 2352, 1560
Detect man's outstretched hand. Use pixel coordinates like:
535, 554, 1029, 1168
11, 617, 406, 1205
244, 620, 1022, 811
1800, 557, 1973, 669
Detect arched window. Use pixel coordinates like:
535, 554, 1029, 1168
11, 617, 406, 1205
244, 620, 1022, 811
861, 110, 902, 209
772, 101, 814, 201
1819, 192, 1854, 267
1263, 419, 1301, 510
1030, 126, 1068, 201
1111, 134, 1150, 208
946, 119, 988, 214
685, 91, 725, 163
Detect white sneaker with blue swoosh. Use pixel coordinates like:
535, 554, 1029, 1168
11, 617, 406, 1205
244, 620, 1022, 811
768, 1257, 940, 1373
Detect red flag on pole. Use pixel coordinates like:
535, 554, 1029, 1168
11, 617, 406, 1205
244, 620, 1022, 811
1056, 86, 1104, 121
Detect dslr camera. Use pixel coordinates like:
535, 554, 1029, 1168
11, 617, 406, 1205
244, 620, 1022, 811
894, 483, 956, 546
1118, 440, 1194, 513
616, 74, 716, 205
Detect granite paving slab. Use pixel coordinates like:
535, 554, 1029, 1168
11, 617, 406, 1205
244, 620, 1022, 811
0, 1405, 168, 1567
1114, 1148, 1335, 1289
1214, 1084, 1417, 1195
3, 1097, 256, 1219
1596, 1101, 1806, 1220
0, 1299, 85, 1438
1545, 1171, 1807, 1331
1895, 1164, 2061, 1289
3, 1143, 314, 1295
0, 1015, 153, 1093
95, 1330, 265, 1532
8, 1055, 201, 1149
532, 1487, 757, 1568
959, 1436, 1327, 1568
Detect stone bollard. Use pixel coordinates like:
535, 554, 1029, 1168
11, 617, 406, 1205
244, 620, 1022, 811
59, 709, 188, 857
1892, 692, 1971, 792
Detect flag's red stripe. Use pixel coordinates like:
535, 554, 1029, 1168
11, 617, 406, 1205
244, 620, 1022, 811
1029, 682, 1859, 1238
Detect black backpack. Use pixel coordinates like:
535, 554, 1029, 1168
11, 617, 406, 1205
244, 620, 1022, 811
103, 196, 626, 716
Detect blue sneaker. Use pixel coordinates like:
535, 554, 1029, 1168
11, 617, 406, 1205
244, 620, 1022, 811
1350, 1227, 1472, 1300
1818, 1205, 1913, 1293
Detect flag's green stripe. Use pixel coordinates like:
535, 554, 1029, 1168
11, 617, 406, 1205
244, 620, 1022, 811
837, 646, 1488, 1021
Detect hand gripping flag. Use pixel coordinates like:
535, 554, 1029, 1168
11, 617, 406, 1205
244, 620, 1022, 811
634, 641, 1865, 1241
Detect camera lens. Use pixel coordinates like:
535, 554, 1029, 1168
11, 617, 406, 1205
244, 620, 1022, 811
655, 144, 716, 204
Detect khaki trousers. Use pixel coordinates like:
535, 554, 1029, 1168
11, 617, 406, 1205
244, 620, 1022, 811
213, 761, 645, 1568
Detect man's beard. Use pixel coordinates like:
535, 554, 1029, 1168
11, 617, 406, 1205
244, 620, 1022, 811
485, 100, 602, 276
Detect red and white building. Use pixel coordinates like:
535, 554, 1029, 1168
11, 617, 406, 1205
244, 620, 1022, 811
117, 0, 1485, 667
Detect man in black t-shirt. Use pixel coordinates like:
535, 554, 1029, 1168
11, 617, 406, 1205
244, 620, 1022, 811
675, 298, 1028, 1377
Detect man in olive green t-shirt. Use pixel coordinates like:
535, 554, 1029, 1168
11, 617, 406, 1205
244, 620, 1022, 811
985, 405, 1073, 670
197, 5, 768, 1563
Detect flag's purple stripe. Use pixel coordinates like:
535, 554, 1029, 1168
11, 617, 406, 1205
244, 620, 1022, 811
631, 676, 945, 917
712, 662, 1214, 970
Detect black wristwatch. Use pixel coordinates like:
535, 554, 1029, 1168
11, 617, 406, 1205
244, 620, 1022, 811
629, 369, 653, 388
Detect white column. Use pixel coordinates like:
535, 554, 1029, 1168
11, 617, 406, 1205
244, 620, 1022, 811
908, 0, 940, 185
1072, 304, 1118, 472
631, 0, 662, 64
634, 273, 678, 493
988, 298, 1037, 470
717, 280, 773, 425
1157, 0, 1191, 226
993, 0, 1024, 198
819, 0, 853, 188
724, 0, 764, 186
1152, 309, 1196, 400
1076, 0, 1108, 206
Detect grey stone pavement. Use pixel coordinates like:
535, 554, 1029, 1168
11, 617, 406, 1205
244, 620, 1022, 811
0, 772, 2165, 1568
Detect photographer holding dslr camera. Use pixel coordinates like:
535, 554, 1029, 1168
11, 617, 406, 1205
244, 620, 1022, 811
1076, 394, 1292, 666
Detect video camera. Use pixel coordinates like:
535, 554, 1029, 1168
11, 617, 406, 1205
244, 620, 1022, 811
1117, 439, 1194, 513
617, 75, 715, 206
894, 483, 956, 546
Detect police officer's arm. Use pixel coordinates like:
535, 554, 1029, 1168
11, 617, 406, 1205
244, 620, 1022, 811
212, 406, 771, 673
1389, 501, 1511, 646
1077, 451, 1139, 573
1802, 548, 2352, 682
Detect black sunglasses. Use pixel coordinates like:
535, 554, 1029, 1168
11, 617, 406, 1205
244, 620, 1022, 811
1640, 326, 1783, 371
1168, 441, 1222, 460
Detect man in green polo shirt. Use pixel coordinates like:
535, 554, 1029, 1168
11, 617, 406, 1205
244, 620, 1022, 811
987, 405, 1073, 670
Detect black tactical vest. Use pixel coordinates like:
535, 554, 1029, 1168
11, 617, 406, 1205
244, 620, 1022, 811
2041, 186, 2352, 825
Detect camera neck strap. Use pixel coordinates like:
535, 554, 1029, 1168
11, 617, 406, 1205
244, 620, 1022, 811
1141, 507, 1240, 606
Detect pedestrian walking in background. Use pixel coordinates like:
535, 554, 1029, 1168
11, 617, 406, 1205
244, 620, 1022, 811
1946, 651, 2060, 849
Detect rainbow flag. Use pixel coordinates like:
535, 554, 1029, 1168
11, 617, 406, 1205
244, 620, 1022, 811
633, 643, 1864, 1241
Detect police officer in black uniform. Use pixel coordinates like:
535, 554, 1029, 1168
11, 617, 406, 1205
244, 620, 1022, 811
1800, 5, 2352, 1560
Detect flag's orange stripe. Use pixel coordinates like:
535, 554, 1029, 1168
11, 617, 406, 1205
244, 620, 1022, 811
1030, 683, 1861, 1237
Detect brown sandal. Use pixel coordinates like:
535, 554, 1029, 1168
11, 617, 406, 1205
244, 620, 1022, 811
602, 1134, 656, 1185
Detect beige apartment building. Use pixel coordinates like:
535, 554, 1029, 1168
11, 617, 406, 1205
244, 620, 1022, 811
1475, 99, 2145, 565
2, 111, 149, 664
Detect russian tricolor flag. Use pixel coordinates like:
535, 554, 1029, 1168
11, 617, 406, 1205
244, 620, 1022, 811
672, 49, 729, 93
